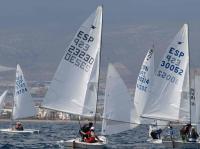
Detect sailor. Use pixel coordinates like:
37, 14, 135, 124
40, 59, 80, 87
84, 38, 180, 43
84, 126, 102, 143
180, 124, 192, 141
166, 124, 174, 139
15, 121, 24, 131
150, 128, 162, 139
150, 124, 162, 139
188, 127, 199, 142
79, 122, 93, 141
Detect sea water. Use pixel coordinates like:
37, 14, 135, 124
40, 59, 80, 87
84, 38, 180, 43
0, 121, 167, 149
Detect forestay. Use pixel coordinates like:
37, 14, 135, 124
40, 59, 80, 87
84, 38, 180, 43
101, 64, 139, 135
142, 24, 189, 122
12, 64, 36, 120
0, 90, 8, 110
134, 48, 154, 124
42, 6, 102, 117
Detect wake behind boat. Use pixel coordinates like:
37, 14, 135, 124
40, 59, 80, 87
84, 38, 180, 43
0, 65, 39, 134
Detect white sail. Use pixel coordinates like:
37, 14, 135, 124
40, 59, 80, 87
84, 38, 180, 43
194, 74, 200, 133
0, 90, 8, 110
12, 64, 36, 120
142, 24, 189, 122
134, 48, 154, 124
101, 64, 139, 135
179, 64, 190, 123
82, 51, 100, 115
42, 6, 102, 117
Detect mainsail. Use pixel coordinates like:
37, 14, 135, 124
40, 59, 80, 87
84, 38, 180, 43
42, 6, 102, 117
0, 90, 8, 110
12, 64, 36, 120
194, 74, 200, 133
179, 64, 190, 123
142, 24, 189, 122
101, 64, 139, 135
134, 48, 154, 124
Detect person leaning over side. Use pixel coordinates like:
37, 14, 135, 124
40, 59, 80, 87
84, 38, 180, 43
84, 127, 103, 143
79, 122, 93, 141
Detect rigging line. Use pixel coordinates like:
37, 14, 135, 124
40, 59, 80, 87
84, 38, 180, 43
188, 24, 192, 124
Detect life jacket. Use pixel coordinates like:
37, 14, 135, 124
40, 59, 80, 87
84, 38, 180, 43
84, 130, 95, 143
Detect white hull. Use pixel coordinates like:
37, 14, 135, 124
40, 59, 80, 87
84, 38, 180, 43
0, 128, 39, 134
58, 136, 107, 149
146, 138, 162, 144
163, 140, 200, 149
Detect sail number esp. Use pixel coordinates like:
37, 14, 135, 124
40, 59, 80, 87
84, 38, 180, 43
157, 47, 185, 84
64, 31, 95, 72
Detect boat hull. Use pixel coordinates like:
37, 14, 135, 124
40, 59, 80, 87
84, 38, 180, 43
58, 136, 107, 149
163, 140, 200, 149
147, 138, 162, 144
0, 128, 39, 134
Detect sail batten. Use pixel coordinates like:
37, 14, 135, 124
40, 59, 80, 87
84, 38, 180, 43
42, 6, 102, 117
142, 24, 189, 122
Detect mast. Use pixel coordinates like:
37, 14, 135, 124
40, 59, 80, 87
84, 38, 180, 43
11, 83, 15, 128
11, 98, 14, 127
94, 5, 103, 126
188, 24, 191, 124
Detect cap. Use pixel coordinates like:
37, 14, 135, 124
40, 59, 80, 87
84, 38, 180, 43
90, 127, 95, 130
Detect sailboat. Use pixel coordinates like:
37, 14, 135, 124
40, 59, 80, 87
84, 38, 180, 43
101, 63, 139, 135
65, 63, 139, 148
0, 90, 8, 111
142, 24, 189, 122
133, 47, 168, 143
164, 72, 199, 148
0, 64, 39, 134
42, 6, 107, 148
141, 24, 200, 148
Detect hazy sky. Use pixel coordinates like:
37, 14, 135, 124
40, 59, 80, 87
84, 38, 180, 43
0, 0, 200, 84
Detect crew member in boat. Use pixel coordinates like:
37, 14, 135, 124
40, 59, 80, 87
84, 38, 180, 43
188, 127, 199, 142
180, 124, 192, 141
150, 124, 162, 139
15, 121, 24, 131
84, 126, 102, 143
150, 128, 162, 139
79, 122, 93, 141
166, 124, 174, 139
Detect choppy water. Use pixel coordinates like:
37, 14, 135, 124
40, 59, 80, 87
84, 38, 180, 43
0, 121, 166, 149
